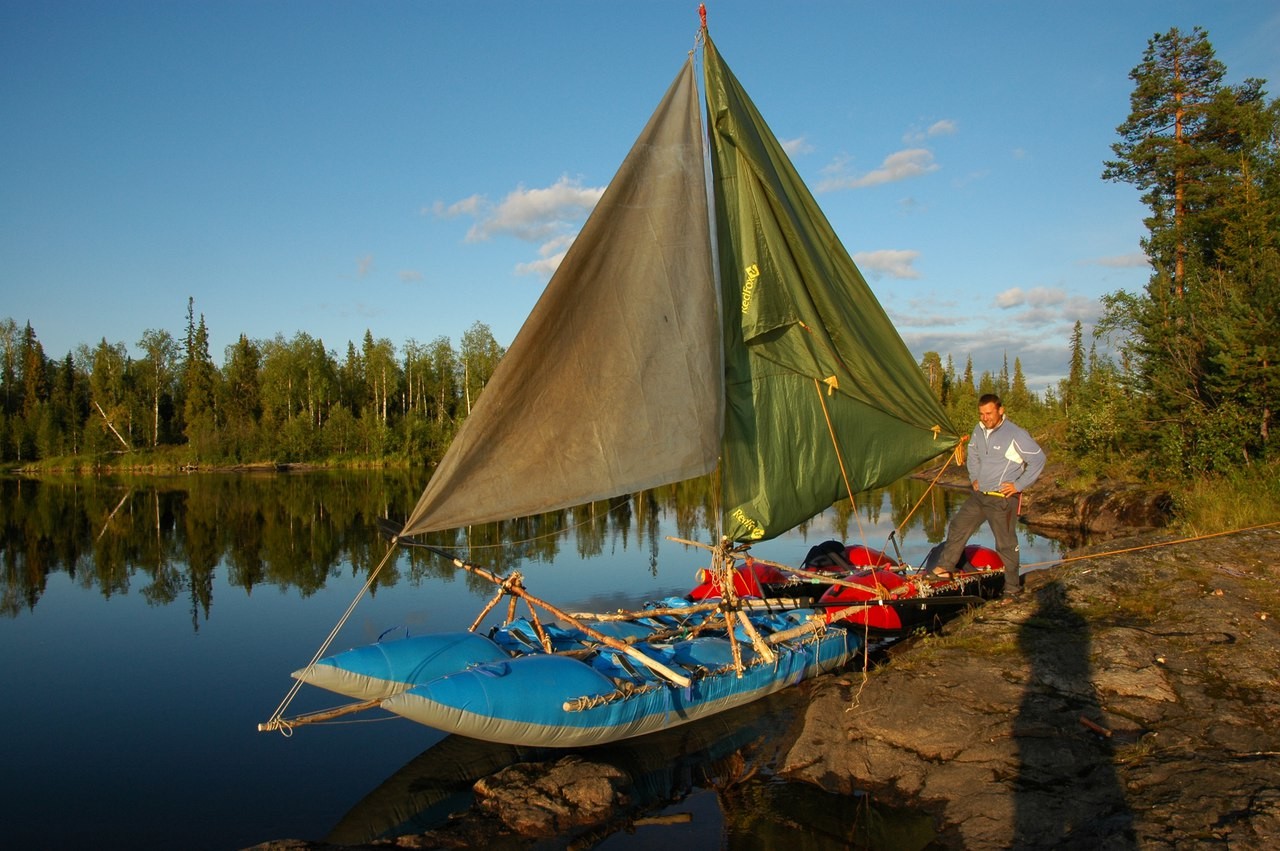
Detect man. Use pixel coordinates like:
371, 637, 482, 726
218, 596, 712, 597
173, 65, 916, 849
933, 393, 1046, 597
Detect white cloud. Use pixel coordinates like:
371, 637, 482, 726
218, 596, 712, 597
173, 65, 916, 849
892, 310, 969, 329
896, 284, 1104, 393
539, 233, 577, 256
431, 176, 606, 278
515, 234, 577, 278
466, 175, 604, 243
429, 194, 485, 218
902, 325, 1077, 393
854, 249, 922, 279
818, 148, 939, 191
399, 269, 424, 284
1016, 296, 1097, 326
781, 136, 814, 156
356, 254, 374, 278
515, 254, 565, 278
993, 286, 1066, 309
903, 119, 957, 145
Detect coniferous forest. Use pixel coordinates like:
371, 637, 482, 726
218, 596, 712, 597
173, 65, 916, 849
2, 28, 1276, 496
0, 301, 503, 469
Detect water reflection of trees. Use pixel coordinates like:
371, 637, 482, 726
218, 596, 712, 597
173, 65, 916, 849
0, 473, 970, 623
1, 473, 426, 620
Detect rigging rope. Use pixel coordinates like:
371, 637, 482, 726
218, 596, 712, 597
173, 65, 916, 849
893, 439, 967, 544
812, 376, 871, 555
797, 317, 962, 570
1021, 520, 1280, 570
261, 540, 401, 734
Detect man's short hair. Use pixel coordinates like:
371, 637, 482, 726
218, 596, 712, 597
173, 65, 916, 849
978, 393, 1003, 407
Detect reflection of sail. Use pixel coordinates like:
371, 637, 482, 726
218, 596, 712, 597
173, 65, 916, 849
326, 736, 547, 844
327, 690, 808, 845
329, 684, 942, 849
716, 781, 938, 850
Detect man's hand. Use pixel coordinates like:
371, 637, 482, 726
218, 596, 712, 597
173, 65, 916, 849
998, 481, 1018, 497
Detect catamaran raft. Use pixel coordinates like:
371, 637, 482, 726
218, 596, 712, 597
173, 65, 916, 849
260, 8, 1002, 749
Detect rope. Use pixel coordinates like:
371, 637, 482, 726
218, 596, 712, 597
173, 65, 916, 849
1022, 520, 1280, 570
895, 439, 967, 541
794, 322, 963, 571
813, 377, 858, 515
262, 540, 401, 733
812, 377, 872, 560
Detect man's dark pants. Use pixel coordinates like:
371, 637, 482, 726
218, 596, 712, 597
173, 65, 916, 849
935, 491, 1021, 592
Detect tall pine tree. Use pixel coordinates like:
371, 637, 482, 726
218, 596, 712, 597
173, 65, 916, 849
1101, 27, 1278, 474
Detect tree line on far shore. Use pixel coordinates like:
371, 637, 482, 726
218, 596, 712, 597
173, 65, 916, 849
1, 28, 1275, 485
0, 296, 1055, 470
0, 300, 505, 468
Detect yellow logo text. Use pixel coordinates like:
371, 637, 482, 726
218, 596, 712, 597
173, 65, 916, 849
731, 508, 766, 540
741, 264, 759, 314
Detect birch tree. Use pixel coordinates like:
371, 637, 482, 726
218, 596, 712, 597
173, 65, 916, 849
138, 328, 178, 448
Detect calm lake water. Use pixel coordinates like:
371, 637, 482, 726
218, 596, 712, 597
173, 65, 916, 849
0, 471, 1067, 850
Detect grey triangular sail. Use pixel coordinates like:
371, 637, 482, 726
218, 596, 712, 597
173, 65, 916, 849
400, 59, 719, 538
702, 33, 960, 542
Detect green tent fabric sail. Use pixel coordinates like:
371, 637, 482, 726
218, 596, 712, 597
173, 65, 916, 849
399, 30, 959, 546
703, 34, 959, 541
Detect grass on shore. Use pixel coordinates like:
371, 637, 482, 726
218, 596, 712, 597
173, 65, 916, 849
1172, 459, 1280, 536
6, 446, 414, 475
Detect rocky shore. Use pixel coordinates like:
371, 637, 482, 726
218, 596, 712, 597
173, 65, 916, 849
249, 475, 1280, 850
781, 523, 1280, 849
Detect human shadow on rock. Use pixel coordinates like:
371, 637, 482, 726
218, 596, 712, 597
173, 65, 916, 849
1014, 580, 1136, 848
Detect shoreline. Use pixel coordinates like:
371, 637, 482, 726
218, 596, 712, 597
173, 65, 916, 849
247, 523, 1280, 849
781, 524, 1280, 848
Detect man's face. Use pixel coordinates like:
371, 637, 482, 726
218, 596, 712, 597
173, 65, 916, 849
978, 402, 1004, 429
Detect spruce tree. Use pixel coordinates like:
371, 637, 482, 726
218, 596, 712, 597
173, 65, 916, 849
1065, 320, 1086, 409
182, 301, 220, 454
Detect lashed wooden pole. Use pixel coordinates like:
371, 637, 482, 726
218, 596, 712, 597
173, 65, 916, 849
424, 546, 692, 688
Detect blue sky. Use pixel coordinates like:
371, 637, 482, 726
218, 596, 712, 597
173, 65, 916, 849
4, 1, 1278, 395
